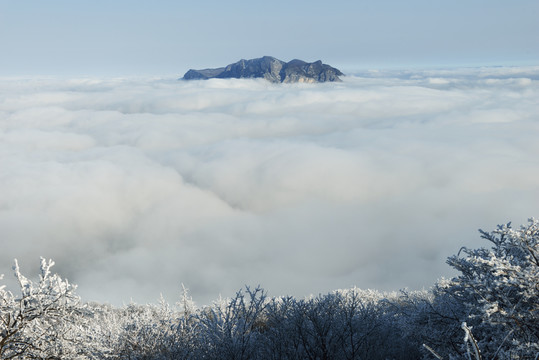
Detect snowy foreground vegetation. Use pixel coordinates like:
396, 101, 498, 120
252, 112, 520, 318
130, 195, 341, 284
1, 220, 538, 359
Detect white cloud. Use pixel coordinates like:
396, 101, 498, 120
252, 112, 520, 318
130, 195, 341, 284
1, 68, 538, 305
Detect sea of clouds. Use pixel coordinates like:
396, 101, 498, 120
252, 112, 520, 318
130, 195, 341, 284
1, 67, 538, 305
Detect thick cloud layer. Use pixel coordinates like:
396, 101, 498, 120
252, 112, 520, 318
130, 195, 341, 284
1, 68, 539, 305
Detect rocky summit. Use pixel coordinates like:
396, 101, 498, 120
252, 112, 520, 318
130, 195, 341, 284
182, 56, 343, 83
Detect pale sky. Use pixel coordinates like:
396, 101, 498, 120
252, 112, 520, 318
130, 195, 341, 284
1, 0, 538, 76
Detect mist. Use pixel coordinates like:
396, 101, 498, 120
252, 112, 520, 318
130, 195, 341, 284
1, 67, 538, 305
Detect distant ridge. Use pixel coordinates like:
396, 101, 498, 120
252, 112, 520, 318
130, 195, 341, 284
182, 56, 343, 83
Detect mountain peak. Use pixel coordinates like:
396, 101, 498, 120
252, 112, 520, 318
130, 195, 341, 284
182, 57, 343, 83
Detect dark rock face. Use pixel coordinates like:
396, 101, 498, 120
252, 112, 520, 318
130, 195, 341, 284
182, 56, 343, 83
183, 67, 226, 80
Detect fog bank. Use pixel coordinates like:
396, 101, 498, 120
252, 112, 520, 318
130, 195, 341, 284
1, 67, 538, 305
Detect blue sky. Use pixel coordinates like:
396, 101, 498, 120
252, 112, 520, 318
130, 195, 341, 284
1, 0, 538, 76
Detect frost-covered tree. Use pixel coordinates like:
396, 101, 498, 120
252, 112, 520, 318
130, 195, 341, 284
403, 284, 467, 359
258, 295, 303, 360
439, 219, 539, 359
371, 289, 427, 360
116, 299, 180, 359
77, 302, 124, 359
291, 294, 344, 360
81, 296, 193, 360
0, 258, 83, 359
195, 286, 268, 360
260, 288, 422, 360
